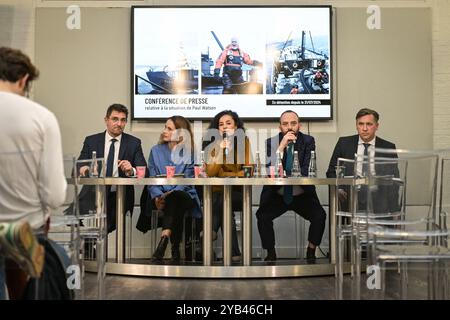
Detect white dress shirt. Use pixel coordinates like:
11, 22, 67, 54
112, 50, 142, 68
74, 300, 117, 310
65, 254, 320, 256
0, 92, 67, 228
104, 132, 122, 178
104, 132, 135, 192
356, 137, 376, 177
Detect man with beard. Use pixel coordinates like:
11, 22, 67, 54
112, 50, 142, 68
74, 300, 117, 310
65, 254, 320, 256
77, 104, 147, 233
256, 110, 326, 262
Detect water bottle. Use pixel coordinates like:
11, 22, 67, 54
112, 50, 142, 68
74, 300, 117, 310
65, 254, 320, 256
200, 150, 208, 178
275, 150, 284, 177
308, 150, 317, 178
254, 151, 262, 178
90, 151, 99, 177
291, 151, 301, 177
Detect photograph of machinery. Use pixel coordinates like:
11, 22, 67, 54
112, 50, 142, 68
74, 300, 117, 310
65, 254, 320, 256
266, 30, 330, 95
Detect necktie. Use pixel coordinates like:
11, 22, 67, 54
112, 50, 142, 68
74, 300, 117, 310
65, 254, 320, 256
106, 138, 117, 177
359, 143, 371, 210
362, 143, 370, 176
283, 144, 294, 205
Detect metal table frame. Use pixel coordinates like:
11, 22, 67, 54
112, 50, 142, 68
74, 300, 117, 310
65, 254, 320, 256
76, 177, 362, 278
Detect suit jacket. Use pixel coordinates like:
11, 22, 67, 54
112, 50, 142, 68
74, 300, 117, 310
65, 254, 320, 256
325, 134, 399, 213
326, 134, 397, 178
77, 131, 147, 215
260, 132, 319, 202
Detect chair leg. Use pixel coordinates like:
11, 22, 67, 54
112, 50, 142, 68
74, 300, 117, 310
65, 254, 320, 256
400, 261, 408, 300
336, 234, 345, 300
431, 259, 441, 299
126, 212, 132, 260
434, 260, 444, 299
350, 233, 356, 278
380, 261, 386, 300
444, 261, 450, 299
96, 238, 106, 300
191, 217, 196, 262
77, 237, 85, 300
150, 210, 158, 258
352, 245, 361, 300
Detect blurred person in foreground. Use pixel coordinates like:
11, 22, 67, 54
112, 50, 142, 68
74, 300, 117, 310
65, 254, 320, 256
0, 47, 66, 299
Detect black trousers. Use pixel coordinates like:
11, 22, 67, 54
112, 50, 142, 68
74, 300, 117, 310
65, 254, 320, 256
105, 186, 134, 234
153, 190, 194, 246
222, 73, 244, 93
212, 190, 242, 257
256, 192, 326, 250
106, 191, 117, 234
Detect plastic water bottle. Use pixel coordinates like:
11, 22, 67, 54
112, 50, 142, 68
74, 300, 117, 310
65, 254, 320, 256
275, 150, 283, 177
254, 151, 262, 178
89, 151, 99, 177
308, 150, 317, 178
291, 151, 301, 177
200, 150, 208, 178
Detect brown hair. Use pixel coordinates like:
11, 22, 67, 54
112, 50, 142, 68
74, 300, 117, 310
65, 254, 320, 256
106, 103, 128, 119
355, 108, 379, 123
159, 116, 194, 152
0, 47, 39, 92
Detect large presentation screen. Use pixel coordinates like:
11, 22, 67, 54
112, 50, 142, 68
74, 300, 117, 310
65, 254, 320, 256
132, 6, 332, 121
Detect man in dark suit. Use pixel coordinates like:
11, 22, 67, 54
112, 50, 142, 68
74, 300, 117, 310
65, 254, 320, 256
78, 104, 147, 233
256, 110, 326, 262
326, 108, 399, 213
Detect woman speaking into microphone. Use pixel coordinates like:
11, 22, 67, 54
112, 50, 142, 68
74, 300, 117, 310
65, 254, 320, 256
202, 110, 252, 262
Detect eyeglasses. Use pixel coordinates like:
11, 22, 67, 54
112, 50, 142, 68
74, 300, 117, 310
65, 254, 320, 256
109, 117, 127, 123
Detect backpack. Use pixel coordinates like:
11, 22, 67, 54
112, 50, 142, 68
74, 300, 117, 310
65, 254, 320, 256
22, 237, 74, 300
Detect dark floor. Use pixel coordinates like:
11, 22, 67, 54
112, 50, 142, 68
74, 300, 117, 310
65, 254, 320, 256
83, 266, 433, 300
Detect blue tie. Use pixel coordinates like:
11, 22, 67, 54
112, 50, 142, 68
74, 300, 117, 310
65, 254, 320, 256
106, 138, 117, 177
284, 144, 294, 205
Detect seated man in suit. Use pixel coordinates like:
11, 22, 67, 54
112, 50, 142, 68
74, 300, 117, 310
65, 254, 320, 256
256, 110, 326, 262
78, 103, 147, 233
326, 108, 399, 213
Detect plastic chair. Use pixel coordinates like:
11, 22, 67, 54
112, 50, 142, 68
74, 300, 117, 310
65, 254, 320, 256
148, 209, 199, 262
334, 154, 406, 299
438, 156, 450, 247
74, 157, 107, 299
366, 149, 450, 299
47, 155, 84, 299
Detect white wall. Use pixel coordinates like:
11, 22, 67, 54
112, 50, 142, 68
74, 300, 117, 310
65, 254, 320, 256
432, 0, 450, 149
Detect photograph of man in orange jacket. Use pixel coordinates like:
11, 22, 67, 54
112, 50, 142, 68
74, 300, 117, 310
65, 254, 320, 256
214, 37, 262, 94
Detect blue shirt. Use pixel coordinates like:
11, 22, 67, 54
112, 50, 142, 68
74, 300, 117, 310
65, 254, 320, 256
147, 143, 202, 218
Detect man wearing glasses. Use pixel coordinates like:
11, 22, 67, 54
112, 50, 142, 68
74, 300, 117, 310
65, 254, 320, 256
78, 104, 146, 233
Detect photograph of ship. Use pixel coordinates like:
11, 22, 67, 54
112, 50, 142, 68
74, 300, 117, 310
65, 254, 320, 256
133, 14, 199, 95
201, 31, 264, 95
266, 30, 330, 95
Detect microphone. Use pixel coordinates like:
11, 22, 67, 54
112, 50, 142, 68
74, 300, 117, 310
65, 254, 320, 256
223, 132, 229, 156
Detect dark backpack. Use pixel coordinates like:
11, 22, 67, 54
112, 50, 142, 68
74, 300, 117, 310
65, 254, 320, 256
22, 238, 74, 300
